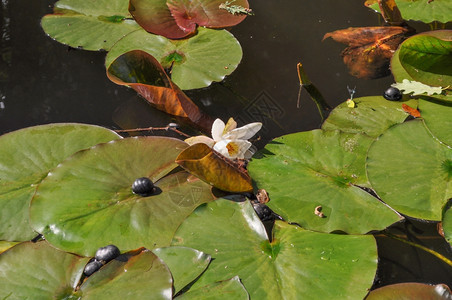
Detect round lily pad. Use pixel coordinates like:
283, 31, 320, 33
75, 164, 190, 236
248, 129, 401, 234
322, 96, 415, 138
419, 98, 452, 147
106, 27, 243, 90
0, 241, 173, 299
0, 123, 121, 241
398, 31, 452, 88
367, 120, 452, 220
42, 0, 141, 51
172, 199, 378, 299
30, 136, 215, 256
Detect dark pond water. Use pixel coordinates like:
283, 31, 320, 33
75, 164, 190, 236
1, 0, 451, 291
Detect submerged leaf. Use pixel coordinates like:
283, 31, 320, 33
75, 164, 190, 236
176, 143, 253, 193
324, 26, 409, 79
107, 50, 213, 132
129, 0, 249, 39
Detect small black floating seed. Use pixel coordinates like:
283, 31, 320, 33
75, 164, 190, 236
252, 203, 273, 221
132, 177, 155, 196
84, 260, 103, 276
95, 244, 121, 263
383, 87, 402, 101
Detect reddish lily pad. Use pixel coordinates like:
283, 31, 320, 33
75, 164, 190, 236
107, 50, 213, 132
366, 282, 452, 299
30, 137, 215, 256
176, 143, 253, 193
129, 0, 250, 39
0, 124, 121, 242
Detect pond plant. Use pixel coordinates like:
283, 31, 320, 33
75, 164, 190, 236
1, 0, 452, 299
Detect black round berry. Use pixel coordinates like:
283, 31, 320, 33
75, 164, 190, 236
95, 245, 121, 263
252, 203, 273, 221
383, 87, 402, 101
83, 259, 103, 276
132, 177, 155, 196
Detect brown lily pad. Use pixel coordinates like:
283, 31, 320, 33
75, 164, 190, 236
106, 50, 213, 132
323, 26, 410, 79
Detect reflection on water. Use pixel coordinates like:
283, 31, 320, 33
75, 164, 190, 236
1, 0, 403, 140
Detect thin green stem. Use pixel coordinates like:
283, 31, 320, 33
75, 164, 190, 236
383, 232, 452, 268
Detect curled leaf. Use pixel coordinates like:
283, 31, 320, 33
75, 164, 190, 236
324, 26, 409, 79
176, 143, 253, 193
107, 50, 213, 132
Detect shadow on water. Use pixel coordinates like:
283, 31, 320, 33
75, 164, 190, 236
1, 0, 451, 290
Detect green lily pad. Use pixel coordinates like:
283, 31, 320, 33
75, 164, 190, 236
106, 27, 242, 90
365, 282, 452, 299
172, 199, 378, 299
442, 201, 452, 245
367, 120, 452, 220
322, 96, 416, 138
0, 123, 121, 241
398, 30, 452, 87
0, 241, 89, 299
153, 246, 211, 294
391, 47, 414, 82
419, 98, 452, 147
248, 130, 401, 234
0, 242, 173, 299
176, 276, 249, 300
80, 248, 172, 299
30, 137, 215, 256
42, 0, 141, 51
366, 0, 452, 23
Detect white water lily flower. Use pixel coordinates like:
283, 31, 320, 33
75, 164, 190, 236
185, 118, 262, 159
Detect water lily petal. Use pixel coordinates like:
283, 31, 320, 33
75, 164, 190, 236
214, 139, 252, 159
211, 118, 226, 142
185, 135, 215, 148
223, 118, 238, 135
224, 122, 262, 140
